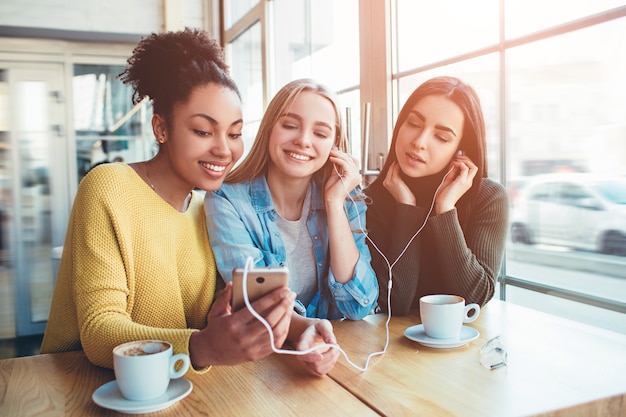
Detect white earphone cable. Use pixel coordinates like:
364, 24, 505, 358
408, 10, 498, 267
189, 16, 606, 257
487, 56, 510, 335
240, 164, 451, 372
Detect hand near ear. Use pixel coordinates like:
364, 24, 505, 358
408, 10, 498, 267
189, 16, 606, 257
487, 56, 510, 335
435, 154, 477, 214
324, 149, 360, 205
383, 162, 416, 206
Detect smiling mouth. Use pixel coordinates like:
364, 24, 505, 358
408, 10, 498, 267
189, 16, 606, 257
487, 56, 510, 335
200, 162, 228, 172
286, 151, 312, 161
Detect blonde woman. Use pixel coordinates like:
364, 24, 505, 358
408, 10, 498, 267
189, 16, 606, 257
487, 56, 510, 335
205, 79, 378, 374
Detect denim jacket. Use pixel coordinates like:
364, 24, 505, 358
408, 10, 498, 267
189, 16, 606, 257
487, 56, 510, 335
204, 175, 378, 320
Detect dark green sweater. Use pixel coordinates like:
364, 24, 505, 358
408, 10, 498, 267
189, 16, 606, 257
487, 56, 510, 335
365, 178, 509, 316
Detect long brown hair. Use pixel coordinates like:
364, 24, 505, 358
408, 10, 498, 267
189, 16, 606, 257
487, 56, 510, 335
373, 76, 487, 199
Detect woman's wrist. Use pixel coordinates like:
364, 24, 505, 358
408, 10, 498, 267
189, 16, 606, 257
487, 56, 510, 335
287, 314, 318, 343
435, 201, 454, 215
189, 331, 211, 369
324, 199, 345, 215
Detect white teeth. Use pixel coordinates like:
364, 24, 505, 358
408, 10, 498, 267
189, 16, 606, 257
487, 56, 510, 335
201, 162, 227, 172
288, 152, 311, 161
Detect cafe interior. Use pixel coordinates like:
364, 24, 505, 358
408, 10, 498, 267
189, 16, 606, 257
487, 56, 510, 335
1, 1, 625, 416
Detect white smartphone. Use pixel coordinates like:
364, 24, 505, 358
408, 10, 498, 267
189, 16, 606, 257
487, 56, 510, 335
231, 266, 289, 312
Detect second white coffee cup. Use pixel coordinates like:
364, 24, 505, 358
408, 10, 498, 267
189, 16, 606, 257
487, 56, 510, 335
420, 294, 480, 339
113, 340, 190, 401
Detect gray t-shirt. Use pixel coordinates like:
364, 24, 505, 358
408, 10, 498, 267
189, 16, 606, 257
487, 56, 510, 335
275, 187, 317, 307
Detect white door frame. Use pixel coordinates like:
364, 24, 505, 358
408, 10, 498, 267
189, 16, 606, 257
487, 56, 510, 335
1, 61, 68, 336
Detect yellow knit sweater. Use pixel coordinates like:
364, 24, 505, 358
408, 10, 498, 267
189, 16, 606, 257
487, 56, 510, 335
40, 163, 217, 371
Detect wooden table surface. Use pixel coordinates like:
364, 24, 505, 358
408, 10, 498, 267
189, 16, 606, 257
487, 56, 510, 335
0, 348, 378, 416
1, 299, 625, 416
328, 299, 626, 417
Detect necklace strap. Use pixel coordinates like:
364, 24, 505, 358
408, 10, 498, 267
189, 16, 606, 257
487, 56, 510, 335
144, 161, 156, 190
143, 160, 192, 212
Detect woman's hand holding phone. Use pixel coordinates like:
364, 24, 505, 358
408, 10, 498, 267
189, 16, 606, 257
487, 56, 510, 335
189, 281, 295, 369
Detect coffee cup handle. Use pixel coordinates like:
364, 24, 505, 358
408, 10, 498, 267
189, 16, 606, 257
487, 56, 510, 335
463, 303, 480, 323
169, 353, 190, 379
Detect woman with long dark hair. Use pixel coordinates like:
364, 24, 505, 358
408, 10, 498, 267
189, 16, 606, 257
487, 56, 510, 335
365, 76, 508, 316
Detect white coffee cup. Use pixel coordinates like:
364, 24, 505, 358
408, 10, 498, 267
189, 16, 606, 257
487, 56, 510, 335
113, 340, 190, 401
419, 295, 480, 339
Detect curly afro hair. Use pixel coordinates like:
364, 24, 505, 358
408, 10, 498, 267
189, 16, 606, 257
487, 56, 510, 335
118, 27, 240, 122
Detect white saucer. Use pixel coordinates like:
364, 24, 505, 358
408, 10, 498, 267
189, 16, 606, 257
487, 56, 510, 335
92, 378, 192, 414
404, 325, 479, 348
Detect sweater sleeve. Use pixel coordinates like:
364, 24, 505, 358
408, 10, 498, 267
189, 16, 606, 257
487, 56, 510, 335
427, 180, 509, 306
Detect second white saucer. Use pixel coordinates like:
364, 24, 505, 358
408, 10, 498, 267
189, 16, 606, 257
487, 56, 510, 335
404, 324, 480, 348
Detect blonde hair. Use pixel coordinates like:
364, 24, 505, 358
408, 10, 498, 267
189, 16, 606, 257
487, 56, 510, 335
226, 78, 348, 184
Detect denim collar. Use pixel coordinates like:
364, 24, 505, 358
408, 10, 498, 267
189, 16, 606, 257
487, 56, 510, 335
248, 175, 325, 214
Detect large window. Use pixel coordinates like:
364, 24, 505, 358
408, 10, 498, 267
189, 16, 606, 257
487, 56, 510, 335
392, 1, 626, 333
271, 0, 360, 92
221, 0, 626, 333
395, 0, 499, 72
505, 0, 625, 37
503, 14, 626, 333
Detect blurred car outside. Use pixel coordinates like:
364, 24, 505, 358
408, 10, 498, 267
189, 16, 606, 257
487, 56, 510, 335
510, 173, 626, 256
506, 176, 530, 206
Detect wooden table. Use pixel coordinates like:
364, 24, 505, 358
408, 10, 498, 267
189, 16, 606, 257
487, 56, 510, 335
328, 299, 626, 417
0, 349, 378, 416
1, 300, 625, 416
